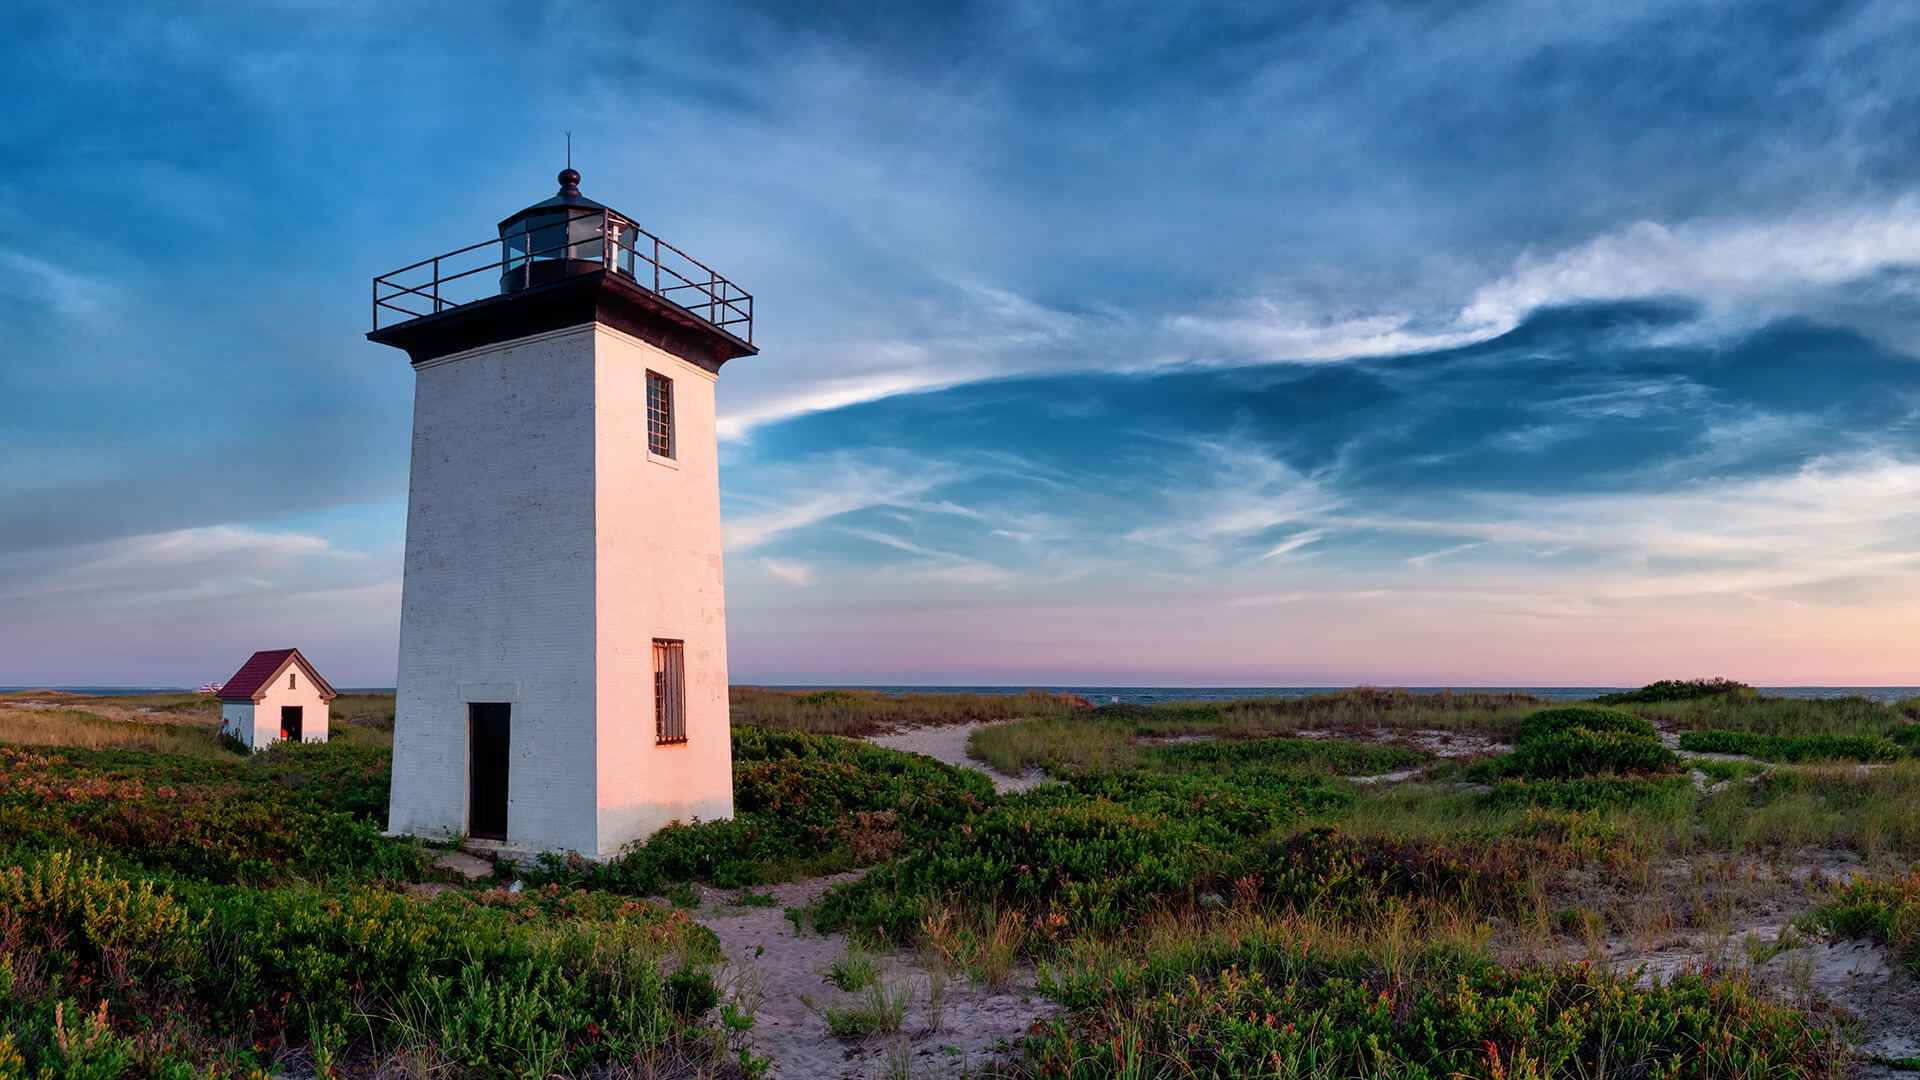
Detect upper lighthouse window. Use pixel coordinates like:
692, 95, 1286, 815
647, 371, 675, 459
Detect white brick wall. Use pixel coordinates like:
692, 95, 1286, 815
388, 325, 602, 854
593, 326, 735, 855
386, 321, 734, 858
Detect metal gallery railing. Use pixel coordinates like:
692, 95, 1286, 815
371, 208, 753, 344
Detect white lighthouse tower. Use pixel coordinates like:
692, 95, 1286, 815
368, 167, 754, 858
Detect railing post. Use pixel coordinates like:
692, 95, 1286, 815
653, 236, 661, 295
432, 257, 441, 313
371, 277, 377, 329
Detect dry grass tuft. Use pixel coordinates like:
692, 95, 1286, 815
0, 703, 217, 755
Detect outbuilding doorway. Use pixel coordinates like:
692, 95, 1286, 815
468, 703, 511, 841
280, 706, 303, 742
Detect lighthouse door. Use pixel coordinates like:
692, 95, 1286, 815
468, 703, 511, 840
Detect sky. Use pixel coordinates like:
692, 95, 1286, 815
5, 1, 1920, 687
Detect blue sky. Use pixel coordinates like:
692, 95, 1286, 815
6, 1, 1920, 686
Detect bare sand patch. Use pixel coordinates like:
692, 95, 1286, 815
868, 722, 1049, 794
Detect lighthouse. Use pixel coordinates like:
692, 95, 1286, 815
368, 167, 753, 858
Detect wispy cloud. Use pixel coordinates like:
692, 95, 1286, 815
723, 451, 971, 551
759, 557, 814, 586
1406, 541, 1483, 569
1125, 436, 1345, 565
1258, 529, 1328, 562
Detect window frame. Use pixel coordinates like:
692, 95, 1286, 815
653, 638, 687, 745
645, 370, 676, 461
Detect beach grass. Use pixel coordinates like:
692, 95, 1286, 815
729, 685, 1081, 735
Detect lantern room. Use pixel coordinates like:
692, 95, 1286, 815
497, 167, 632, 293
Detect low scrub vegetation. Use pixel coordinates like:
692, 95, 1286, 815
1622, 687, 1903, 739
1596, 676, 1755, 704
1480, 774, 1694, 811
814, 768, 1524, 948
1141, 735, 1426, 778
1098, 687, 1545, 738
0, 849, 735, 1077
728, 686, 1080, 735
971, 721, 1430, 780
1023, 941, 1841, 1078
1498, 706, 1680, 779
1812, 870, 1920, 974
7, 683, 1917, 1075
1679, 728, 1906, 762
529, 727, 994, 892
0, 742, 418, 884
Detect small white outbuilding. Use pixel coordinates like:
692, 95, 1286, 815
216, 648, 336, 751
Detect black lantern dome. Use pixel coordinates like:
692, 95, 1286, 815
497, 169, 633, 294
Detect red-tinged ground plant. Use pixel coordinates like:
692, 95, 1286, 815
1017, 946, 1844, 1079
0, 743, 419, 886
0, 850, 745, 1078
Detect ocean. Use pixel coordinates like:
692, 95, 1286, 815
17, 685, 1912, 705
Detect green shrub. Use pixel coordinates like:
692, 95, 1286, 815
1810, 870, 1920, 973
1628, 692, 1897, 738
1243, 828, 1529, 917
0, 745, 420, 885
1596, 678, 1754, 704
666, 966, 721, 1016
529, 728, 995, 893
1499, 707, 1679, 780
1516, 705, 1658, 742
813, 759, 1508, 949
1481, 775, 1692, 812
1102, 688, 1545, 739
1021, 944, 1840, 1078
0, 849, 734, 1077
1680, 729, 1905, 763
1507, 728, 1680, 778
816, 791, 1209, 941
1142, 736, 1426, 778
1696, 758, 1769, 784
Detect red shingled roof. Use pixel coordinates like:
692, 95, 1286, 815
216, 648, 337, 703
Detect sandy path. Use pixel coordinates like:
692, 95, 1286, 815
676, 722, 1060, 1075
867, 722, 1049, 794
690, 874, 1052, 1078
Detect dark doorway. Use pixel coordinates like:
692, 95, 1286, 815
468, 703, 511, 841
280, 706, 303, 742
